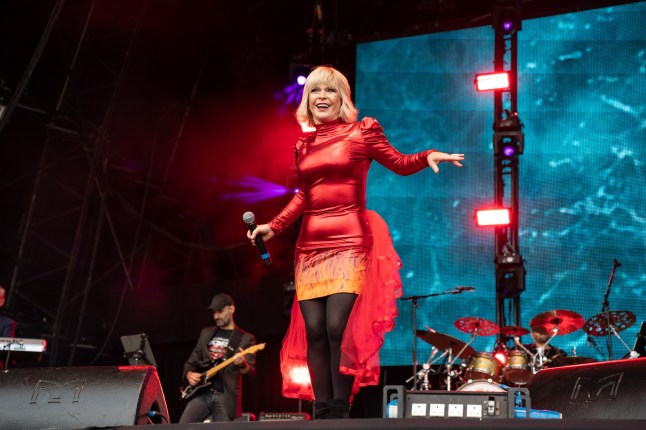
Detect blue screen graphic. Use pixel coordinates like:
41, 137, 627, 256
356, 2, 646, 367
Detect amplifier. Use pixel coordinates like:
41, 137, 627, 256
383, 384, 530, 419
258, 412, 310, 421
0, 337, 46, 352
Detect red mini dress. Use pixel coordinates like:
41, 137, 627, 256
269, 117, 433, 400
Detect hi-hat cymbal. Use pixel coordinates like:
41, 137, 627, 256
530, 310, 584, 336
501, 326, 530, 337
454, 317, 500, 336
416, 329, 476, 360
583, 310, 636, 336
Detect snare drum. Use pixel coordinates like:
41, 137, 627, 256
502, 350, 533, 386
464, 352, 501, 382
457, 380, 506, 392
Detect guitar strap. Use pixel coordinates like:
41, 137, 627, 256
226, 328, 244, 359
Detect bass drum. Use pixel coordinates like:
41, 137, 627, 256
457, 380, 506, 392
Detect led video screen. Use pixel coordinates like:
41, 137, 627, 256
356, 2, 646, 368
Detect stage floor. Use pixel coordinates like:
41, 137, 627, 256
112, 417, 646, 430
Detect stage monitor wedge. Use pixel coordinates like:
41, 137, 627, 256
0, 365, 169, 429
528, 357, 646, 420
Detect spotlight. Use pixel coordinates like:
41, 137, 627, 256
496, 138, 521, 159
496, 259, 526, 298
475, 208, 511, 227
502, 145, 516, 157
493, 0, 522, 34
493, 342, 508, 366
494, 113, 524, 157
275, 64, 312, 108
289, 366, 311, 386
289, 63, 312, 86
474, 72, 510, 91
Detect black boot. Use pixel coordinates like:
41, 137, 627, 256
328, 399, 351, 419
314, 402, 329, 419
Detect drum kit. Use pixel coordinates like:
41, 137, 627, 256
413, 308, 638, 392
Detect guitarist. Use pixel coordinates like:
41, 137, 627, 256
178, 293, 256, 423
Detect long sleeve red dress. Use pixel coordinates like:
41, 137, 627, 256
269, 116, 433, 400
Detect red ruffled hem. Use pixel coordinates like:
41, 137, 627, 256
279, 210, 403, 400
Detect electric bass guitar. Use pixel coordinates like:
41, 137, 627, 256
180, 342, 265, 401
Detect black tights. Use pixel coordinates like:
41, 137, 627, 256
299, 293, 357, 404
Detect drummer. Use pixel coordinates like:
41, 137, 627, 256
523, 327, 567, 368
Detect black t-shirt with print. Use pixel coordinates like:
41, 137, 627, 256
208, 329, 233, 392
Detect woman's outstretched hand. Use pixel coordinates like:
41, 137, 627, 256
427, 152, 464, 173
247, 223, 275, 246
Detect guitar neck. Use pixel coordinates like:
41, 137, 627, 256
204, 357, 234, 380
202, 342, 265, 381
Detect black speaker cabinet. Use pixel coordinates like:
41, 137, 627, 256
0, 365, 169, 429
528, 357, 646, 419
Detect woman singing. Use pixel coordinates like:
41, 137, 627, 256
248, 65, 464, 418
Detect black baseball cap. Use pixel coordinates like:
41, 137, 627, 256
207, 293, 234, 312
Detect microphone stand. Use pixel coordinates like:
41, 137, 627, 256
400, 287, 467, 390
601, 259, 620, 360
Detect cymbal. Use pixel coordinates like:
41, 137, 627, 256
501, 326, 530, 337
454, 317, 500, 336
583, 310, 636, 336
552, 356, 598, 366
416, 329, 476, 359
530, 310, 584, 336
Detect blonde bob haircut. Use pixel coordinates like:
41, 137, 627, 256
295, 65, 358, 127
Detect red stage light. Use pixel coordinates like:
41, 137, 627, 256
475, 72, 510, 91
476, 208, 511, 227
289, 366, 311, 386
494, 350, 508, 366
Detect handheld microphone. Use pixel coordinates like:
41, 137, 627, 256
614, 258, 621, 267
456, 286, 476, 292
242, 211, 271, 266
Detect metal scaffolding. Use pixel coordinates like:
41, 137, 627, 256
1, 0, 212, 366
490, 0, 527, 344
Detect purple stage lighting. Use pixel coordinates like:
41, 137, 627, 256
503, 145, 516, 157
221, 175, 290, 204
503, 20, 514, 31
275, 81, 304, 109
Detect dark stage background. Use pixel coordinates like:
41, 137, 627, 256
0, 0, 644, 424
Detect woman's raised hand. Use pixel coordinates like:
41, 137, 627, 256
427, 152, 464, 174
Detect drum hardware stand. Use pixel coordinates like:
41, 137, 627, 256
405, 343, 469, 391
444, 329, 481, 389
444, 348, 454, 391
601, 259, 620, 360
419, 363, 432, 390
513, 336, 533, 364
401, 287, 471, 390
535, 327, 560, 369
587, 333, 604, 358
512, 335, 549, 374
608, 324, 640, 359
406, 347, 440, 390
